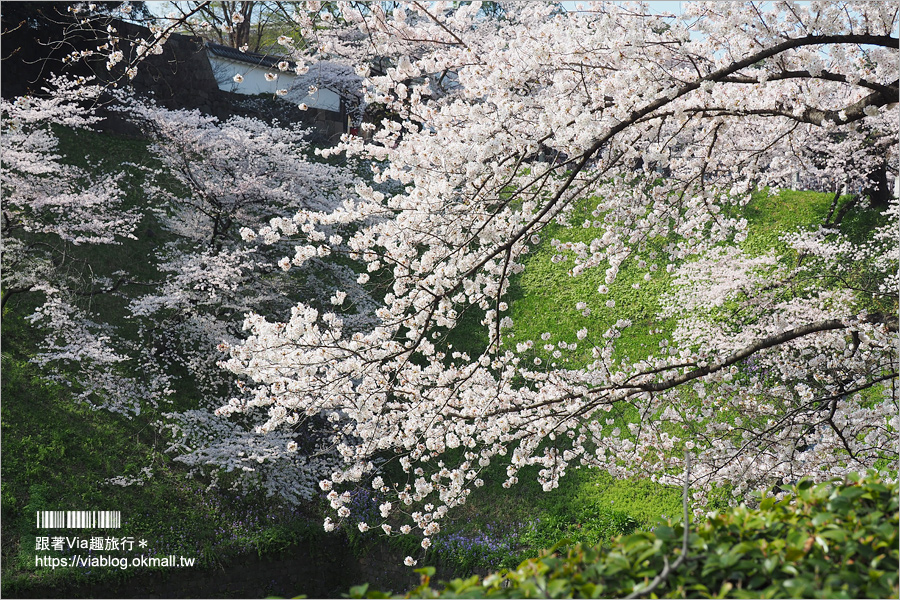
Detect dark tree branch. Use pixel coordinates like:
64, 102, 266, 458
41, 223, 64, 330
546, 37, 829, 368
635, 320, 846, 393
720, 69, 898, 97
73, 276, 132, 298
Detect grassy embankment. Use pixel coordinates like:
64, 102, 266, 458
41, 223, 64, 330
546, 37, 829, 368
1, 126, 323, 597
411, 179, 878, 572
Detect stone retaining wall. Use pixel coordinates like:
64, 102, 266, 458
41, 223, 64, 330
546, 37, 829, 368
7, 536, 439, 599
1, 12, 346, 143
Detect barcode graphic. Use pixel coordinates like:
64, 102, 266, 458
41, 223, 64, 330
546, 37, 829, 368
36, 511, 121, 529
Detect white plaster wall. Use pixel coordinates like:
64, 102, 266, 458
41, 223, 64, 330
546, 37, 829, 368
288, 87, 342, 112
209, 56, 297, 96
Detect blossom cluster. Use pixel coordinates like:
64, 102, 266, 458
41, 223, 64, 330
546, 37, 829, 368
214, 1, 898, 546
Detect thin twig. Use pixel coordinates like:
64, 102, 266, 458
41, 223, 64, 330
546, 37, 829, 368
625, 452, 691, 599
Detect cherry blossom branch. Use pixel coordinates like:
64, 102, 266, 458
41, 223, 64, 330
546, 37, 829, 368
421, 34, 900, 301
410, 2, 469, 49
635, 320, 847, 393
720, 70, 897, 97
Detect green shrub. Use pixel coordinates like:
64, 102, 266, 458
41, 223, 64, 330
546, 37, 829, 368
349, 472, 899, 599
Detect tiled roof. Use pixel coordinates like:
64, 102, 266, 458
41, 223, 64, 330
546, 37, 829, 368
206, 42, 294, 70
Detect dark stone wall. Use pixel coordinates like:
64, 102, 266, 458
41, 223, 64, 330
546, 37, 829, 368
5, 531, 499, 599
0, 8, 222, 106
115, 22, 226, 117
227, 94, 348, 143
1, 10, 346, 142
1, 3, 83, 99
6, 536, 427, 599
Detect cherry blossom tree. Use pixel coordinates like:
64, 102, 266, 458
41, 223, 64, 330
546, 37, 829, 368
163, 1, 326, 53
113, 99, 373, 499
2, 79, 372, 499
166, 1, 268, 51
16, 0, 899, 551
0, 77, 154, 414
1, 78, 138, 304
210, 1, 899, 543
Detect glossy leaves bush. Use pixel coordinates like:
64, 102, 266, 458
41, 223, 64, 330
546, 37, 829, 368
350, 473, 898, 599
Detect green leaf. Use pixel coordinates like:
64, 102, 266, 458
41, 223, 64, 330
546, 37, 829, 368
654, 525, 676, 540
546, 578, 570, 597
811, 512, 835, 526
341, 474, 898, 600
818, 528, 848, 542
796, 478, 815, 491
715, 581, 734, 598
839, 487, 866, 500
415, 566, 437, 578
